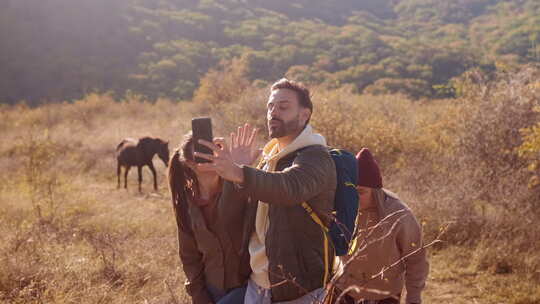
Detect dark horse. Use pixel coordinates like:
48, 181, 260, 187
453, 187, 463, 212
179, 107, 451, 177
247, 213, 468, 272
116, 137, 169, 192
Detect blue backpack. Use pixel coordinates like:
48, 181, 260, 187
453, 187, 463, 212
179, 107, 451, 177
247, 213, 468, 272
328, 148, 359, 256
302, 148, 359, 257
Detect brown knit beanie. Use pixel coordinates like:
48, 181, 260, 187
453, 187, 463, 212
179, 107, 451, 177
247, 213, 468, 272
356, 148, 383, 188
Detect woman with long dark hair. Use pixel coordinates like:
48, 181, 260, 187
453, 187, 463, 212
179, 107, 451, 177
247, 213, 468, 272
168, 131, 252, 304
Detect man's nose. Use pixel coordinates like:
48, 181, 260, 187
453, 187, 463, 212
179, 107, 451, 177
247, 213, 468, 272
268, 107, 279, 118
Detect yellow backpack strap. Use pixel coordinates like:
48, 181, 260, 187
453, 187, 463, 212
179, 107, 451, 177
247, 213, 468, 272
301, 202, 331, 285
302, 202, 328, 231
348, 237, 358, 255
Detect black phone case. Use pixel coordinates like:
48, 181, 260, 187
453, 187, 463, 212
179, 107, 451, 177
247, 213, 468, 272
192, 117, 213, 163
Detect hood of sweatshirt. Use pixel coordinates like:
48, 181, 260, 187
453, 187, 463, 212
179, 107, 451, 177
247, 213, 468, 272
260, 124, 326, 170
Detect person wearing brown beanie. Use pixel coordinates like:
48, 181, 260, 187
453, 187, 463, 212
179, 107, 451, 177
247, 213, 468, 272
335, 148, 429, 304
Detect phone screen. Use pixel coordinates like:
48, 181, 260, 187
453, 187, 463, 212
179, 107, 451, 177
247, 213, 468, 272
192, 117, 213, 163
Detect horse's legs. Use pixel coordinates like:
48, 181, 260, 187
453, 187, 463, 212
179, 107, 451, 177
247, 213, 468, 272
117, 162, 121, 189
137, 166, 143, 193
148, 162, 157, 191
124, 165, 131, 189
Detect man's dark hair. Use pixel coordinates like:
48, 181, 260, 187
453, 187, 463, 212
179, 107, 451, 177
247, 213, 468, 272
271, 78, 313, 124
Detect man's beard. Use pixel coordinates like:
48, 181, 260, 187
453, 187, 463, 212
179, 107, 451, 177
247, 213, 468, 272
268, 116, 301, 138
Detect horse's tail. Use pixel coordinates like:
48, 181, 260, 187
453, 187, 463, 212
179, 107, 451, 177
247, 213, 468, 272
116, 140, 127, 151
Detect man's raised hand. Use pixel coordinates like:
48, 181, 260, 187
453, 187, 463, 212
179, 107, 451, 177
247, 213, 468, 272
230, 123, 261, 166
194, 138, 245, 184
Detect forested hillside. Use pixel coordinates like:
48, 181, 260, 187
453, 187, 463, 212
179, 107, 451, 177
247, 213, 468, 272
1, 0, 539, 104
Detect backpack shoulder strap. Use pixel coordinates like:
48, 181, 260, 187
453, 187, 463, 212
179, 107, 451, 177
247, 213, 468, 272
301, 202, 328, 231
301, 201, 332, 285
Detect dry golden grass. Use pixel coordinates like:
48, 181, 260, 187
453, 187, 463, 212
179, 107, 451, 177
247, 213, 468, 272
0, 96, 193, 303
424, 246, 540, 304
1, 67, 540, 303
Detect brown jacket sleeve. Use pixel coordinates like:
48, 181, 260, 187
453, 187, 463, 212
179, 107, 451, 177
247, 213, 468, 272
240, 146, 335, 206
175, 207, 213, 304
396, 212, 429, 304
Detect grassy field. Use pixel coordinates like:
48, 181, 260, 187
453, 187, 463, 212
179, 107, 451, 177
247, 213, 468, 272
1, 74, 540, 303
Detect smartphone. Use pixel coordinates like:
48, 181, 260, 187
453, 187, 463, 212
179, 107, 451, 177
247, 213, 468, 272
192, 117, 213, 163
